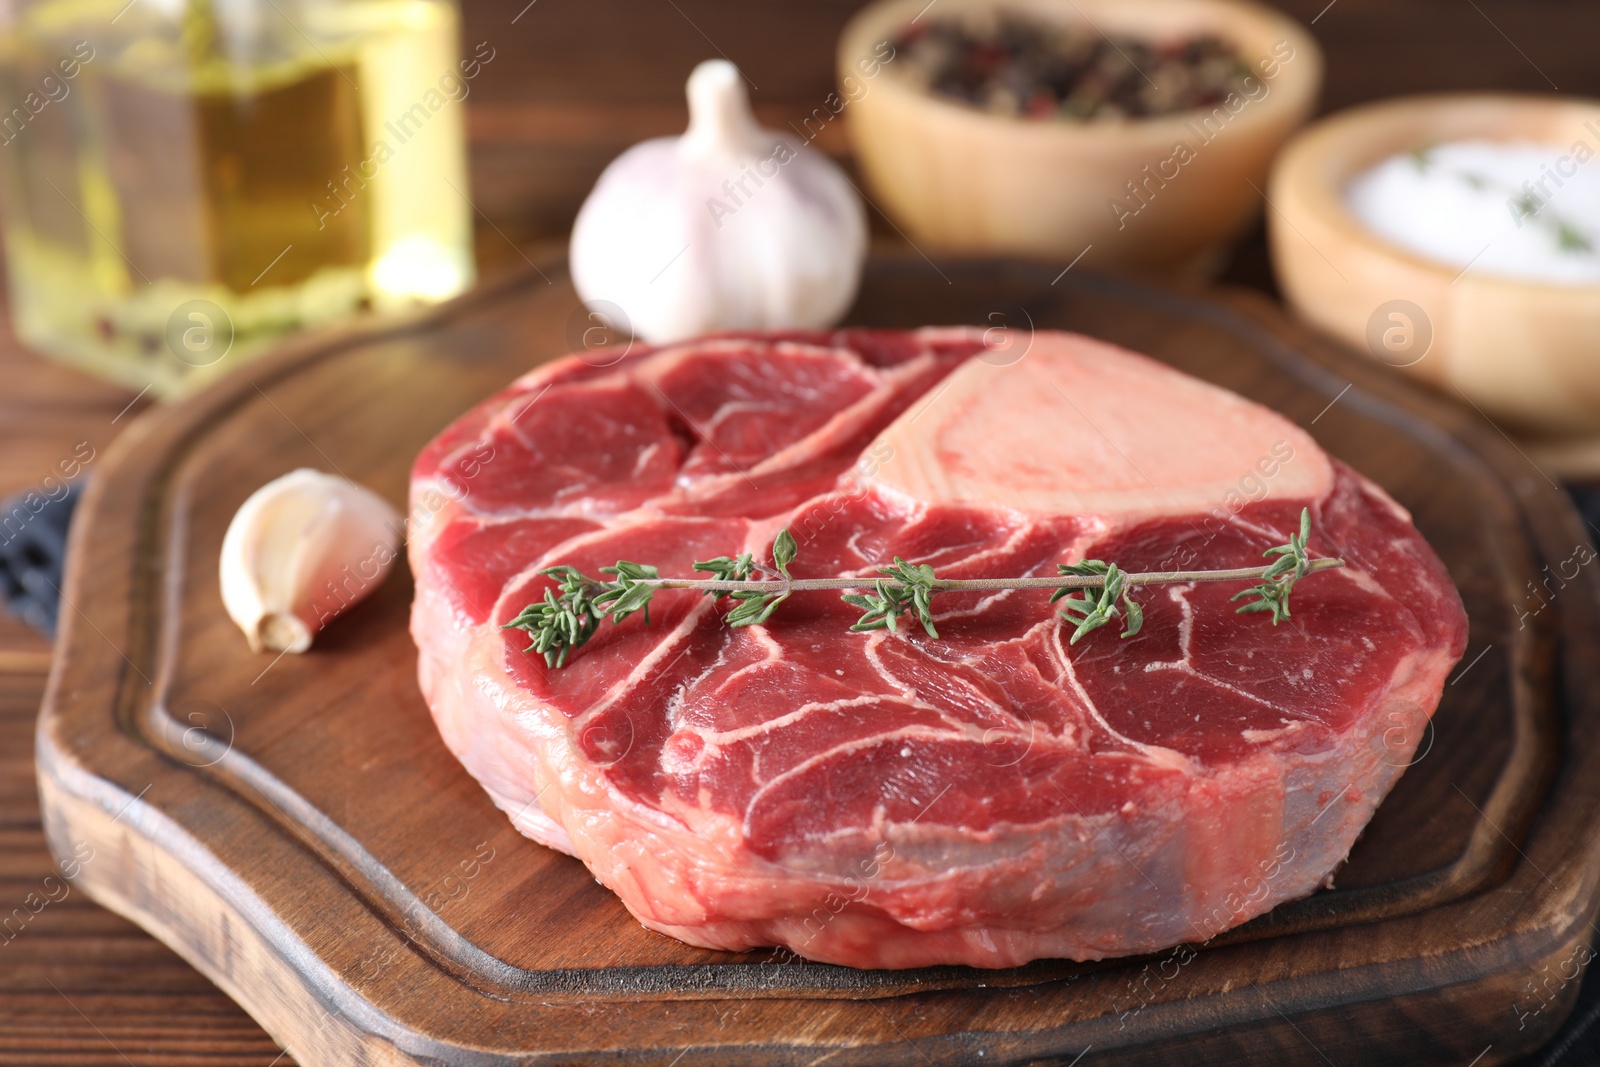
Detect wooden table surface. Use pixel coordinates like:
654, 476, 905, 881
3, 1, 1599, 1063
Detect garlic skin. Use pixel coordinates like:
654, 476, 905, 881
220, 469, 402, 654
570, 59, 868, 344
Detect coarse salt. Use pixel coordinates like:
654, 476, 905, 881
1345, 140, 1600, 284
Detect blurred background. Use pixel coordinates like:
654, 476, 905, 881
3, 0, 1600, 1062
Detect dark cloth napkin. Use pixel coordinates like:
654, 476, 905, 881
1517, 955, 1600, 1066
1525, 486, 1600, 1064
0, 481, 80, 636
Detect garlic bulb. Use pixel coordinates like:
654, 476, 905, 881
570, 59, 868, 344
219, 469, 401, 654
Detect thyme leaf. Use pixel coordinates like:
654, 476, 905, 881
692, 552, 754, 597
773, 528, 797, 578
1557, 221, 1593, 254
726, 588, 791, 627
595, 561, 659, 625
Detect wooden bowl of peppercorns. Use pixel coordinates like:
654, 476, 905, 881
837, 0, 1321, 277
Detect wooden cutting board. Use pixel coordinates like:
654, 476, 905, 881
35, 255, 1600, 1066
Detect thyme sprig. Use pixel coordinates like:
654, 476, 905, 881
843, 558, 941, 637
691, 552, 755, 593
1231, 507, 1313, 624
503, 510, 1343, 668
499, 560, 664, 667
1051, 561, 1143, 644
501, 565, 606, 669
696, 529, 798, 627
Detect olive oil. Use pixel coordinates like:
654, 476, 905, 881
0, 0, 472, 395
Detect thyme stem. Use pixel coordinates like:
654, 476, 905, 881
632, 558, 1344, 594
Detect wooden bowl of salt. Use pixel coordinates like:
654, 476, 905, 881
1268, 92, 1600, 462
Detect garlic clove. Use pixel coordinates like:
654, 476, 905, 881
219, 469, 402, 654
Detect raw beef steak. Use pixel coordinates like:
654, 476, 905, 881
409, 329, 1467, 969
